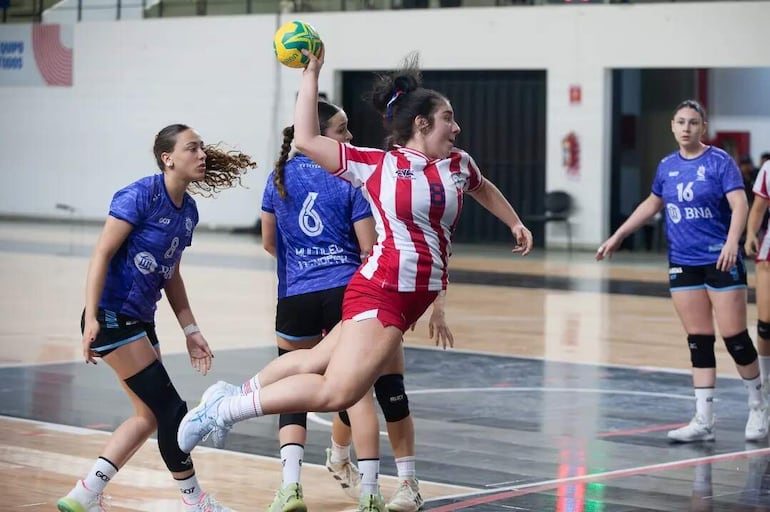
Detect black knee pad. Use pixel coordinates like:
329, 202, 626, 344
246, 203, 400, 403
338, 410, 351, 427
688, 334, 716, 368
125, 360, 192, 472
279, 412, 308, 429
374, 374, 410, 423
724, 329, 758, 366
758, 320, 770, 341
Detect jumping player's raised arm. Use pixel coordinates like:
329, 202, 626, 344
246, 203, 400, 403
293, 49, 341, 173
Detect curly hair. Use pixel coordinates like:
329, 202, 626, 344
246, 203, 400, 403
153, 124, 255, 197
368, 52, 447, 149
273, 100, 341, 199
188, 144, 256, 197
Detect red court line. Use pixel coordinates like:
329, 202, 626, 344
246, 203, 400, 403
597, 422, 687, 438
429, 447, 770, 511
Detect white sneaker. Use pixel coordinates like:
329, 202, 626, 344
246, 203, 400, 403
745, 401, 769, 441
177, 383, 233, 453
183, 492, 234, 512
667, 415, 715, 442
211, 380, 241, 398
387, 477, 423, 512
358, 492, 386, 512
56, 480, 110, 512
325, 447, 360, 499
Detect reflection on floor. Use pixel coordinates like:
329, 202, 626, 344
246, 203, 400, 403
3, 347, 770, 511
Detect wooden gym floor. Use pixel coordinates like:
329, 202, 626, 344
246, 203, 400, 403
2, 220, 770, 511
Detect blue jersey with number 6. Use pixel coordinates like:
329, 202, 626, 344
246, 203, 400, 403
101, 174, 198, 322
262, 154, 372, 299
652, 146, 743, 266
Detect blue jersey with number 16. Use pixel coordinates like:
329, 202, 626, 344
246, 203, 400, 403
262, 154, 372, 299
101, 174, 199, 322
652, 146, 743, 266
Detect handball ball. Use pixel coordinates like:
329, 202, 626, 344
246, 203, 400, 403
273, 20, 323, 69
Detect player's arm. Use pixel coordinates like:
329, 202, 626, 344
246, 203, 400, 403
261, 211, 277, 258
746, 195, 770, 256
597, 193, 663, 260
82, 216, 133, 363
84, 217, 133, 325
165, 257, 198, 331
353, 217, 376, 259
468, 177, 533, 255
293, 50, 340, 174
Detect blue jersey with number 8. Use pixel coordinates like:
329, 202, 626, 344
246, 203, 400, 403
102, 174, 198, 321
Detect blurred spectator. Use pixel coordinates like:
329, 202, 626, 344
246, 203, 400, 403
740, 155, 758, 206
761, 152, 770, 167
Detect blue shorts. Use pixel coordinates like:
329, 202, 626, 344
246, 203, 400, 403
80, 308, 158, 356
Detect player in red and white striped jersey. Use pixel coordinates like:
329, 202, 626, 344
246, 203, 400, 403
746, 159, 770, 394
178, 50, 532, 510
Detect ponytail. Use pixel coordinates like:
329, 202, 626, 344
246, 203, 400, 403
273, 125, 294, 199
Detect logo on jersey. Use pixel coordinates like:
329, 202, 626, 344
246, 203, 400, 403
668, 171, 679, 177
134, 252, 158, 275
667, 203, 682, 224
395, 168, 415, 180
696, 165, 706, 181
159, 217, 171, 225
299, 192, 324, 237
184, 217, 194, 238
450, 172, 468, 191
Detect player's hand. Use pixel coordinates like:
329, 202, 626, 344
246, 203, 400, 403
186, 332, 214, 376
716, 242, 739, 273
302, 45, 324, 74
511, 223, 533, 256
745, 235, 759, 257
596, 234, 623, 261
82, 316, 100, 365
428, 308, 454, 350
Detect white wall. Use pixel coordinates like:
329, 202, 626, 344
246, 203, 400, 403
1, 2, 769, 246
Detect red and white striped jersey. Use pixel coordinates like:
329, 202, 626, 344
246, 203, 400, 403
334, 143, 484, 292
752, 161, 770, 261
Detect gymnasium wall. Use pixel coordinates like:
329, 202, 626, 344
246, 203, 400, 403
0, 1, 768, 247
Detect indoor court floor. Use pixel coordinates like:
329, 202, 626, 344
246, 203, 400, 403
2, 219, 770, 511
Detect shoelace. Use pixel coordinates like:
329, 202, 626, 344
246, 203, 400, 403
96, 494, 111, 511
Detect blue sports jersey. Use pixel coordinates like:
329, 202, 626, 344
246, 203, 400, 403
101, 174, 198, 321
262, 154, 372, 298
652, 146, 744, 266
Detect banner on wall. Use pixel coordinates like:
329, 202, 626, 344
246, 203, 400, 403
0, 24, 73, 87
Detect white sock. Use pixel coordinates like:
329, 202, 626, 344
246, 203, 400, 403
694, 387, 715, 420
177, 473, 203, 504
358, 459, 380, 496
744, 374, 764, 405
82, 457, 118, 495
241, 374, 260, 395
330, 436, 351, 463
220, 389, 263, 423
395, 456, 416, 479
280, 443, 304, 485
759, 356, 770, 383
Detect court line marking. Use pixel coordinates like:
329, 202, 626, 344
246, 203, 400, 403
0, 414, 476, 493
0, 343, 746, 382
426, 447, 770, 510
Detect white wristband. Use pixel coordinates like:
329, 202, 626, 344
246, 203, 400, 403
183, 324, 201, 336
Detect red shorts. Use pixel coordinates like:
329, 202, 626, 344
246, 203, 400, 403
342, 272, 439, 332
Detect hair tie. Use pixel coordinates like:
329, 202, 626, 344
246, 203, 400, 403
385, 90, 404, 122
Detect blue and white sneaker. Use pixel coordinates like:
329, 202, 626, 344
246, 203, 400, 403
178, 382, 233, 453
